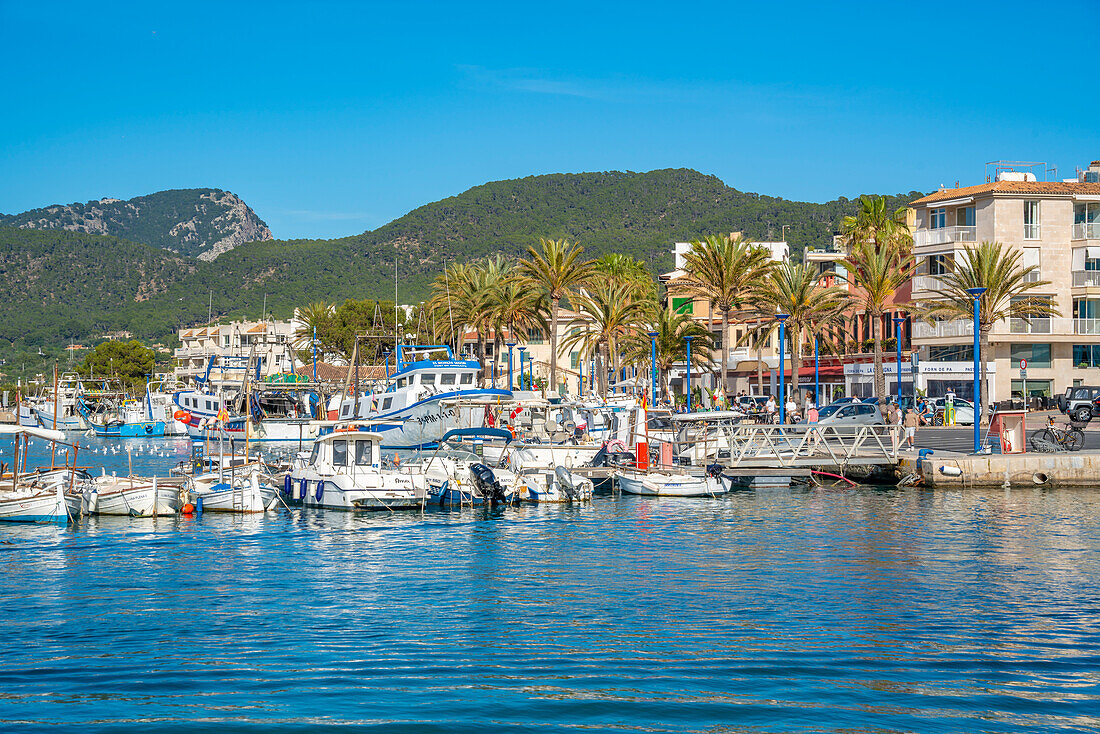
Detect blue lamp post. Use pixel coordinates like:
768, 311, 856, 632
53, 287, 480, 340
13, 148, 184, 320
311, 326, 317, 382
648, 331, 658, 406
893, 315, 906, 405
777, 314, 789, 424
518, 347, 527, 391
383, 349, 391, 379
813, 332, 819, 410
684, 335, 695, 412
966, 288, 987, 453
506, 342, 515, 391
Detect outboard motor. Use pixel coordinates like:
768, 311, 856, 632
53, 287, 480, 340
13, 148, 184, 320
554, 465, 577, 500
588, 445, 636, 468
706, 463, 725, 479
469, 463, 508, 505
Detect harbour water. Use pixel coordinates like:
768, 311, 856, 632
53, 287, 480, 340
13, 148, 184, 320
2, 437, 1099, 732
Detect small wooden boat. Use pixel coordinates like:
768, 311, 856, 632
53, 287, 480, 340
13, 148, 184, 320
615, 469, 731, 497
188, 463, 280, 513
0, 425, 78, 523
82, 474, 184, 516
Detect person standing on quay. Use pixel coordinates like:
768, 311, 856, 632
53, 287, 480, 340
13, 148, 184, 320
904, 407, 920, 449
945, 388, 956, 426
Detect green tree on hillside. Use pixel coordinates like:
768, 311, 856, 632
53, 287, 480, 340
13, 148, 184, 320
78, 340, 155, 388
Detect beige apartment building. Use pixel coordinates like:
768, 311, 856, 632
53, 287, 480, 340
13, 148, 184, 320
174, 319, 298, 388
909, 160, 1100, 403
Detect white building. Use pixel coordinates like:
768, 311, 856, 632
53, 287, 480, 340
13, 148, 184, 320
174, 319, 298, 388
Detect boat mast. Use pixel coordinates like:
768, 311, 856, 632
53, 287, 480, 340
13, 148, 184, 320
51, 363, 59, 466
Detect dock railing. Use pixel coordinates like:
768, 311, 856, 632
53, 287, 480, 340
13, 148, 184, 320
722, 424, 902, 469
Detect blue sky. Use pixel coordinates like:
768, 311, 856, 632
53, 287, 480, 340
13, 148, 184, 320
2, 1, 1098, 240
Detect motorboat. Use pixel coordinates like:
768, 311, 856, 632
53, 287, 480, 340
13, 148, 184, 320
615, 466, 732, 497
287, 428, 426, 511
187, 462, 280, 513
400, 430, 521, 507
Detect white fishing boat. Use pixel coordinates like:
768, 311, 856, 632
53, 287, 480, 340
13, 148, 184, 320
615, 468, 731, 497
35, 372, 88, 431
288, 429, 425, 510
401, 432, 521, 507
335, 344, 511, 449
0, 425, 76, 523
82, 473, 184, 516
187, 463, 280, 513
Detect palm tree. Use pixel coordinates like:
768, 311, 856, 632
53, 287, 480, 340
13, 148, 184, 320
293, 301, 335, 359
518, 238, 594, 392
487, 274, 548, 385
560, 281, 651, 398
840, 195, 913, 255
673, 235, 774, 399
623, 306, 714, 403
915, 241, 1059, 417
592, 253, 656, 298
426, 262, 479, 352
841, 238, 914, 400
750, 262, 850, 404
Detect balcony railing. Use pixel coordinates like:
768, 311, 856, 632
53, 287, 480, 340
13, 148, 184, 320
1022, 270, 1041, 283
912, 275, 949, 292
913, 320, 973, 339
1074, 271, 1100, 288
1009, 317, 1051, 334
1076, 318, 1100, 335
1072, 223, 1100, 240
1023, 224, 1041, 240
914, 226, 976, 248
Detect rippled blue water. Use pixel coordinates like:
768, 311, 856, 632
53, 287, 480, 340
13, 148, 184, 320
2, 436, 1100, 732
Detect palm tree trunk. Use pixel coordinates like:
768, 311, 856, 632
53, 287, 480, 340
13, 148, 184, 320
979, 326, 991, 423
872, 311, 884, 399
791, 326, 801, 409
755, 317, 763, 395
612, 342, 621, 395
549, 297, 560, 390
721, 308, 730, 402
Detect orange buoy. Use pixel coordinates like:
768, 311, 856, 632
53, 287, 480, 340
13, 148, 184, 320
181, 503, 195, 515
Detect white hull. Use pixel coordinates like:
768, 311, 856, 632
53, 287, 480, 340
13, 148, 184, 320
616, 472, 729, 497
289, 472, 426, 511
190, 470, 278, 513
0, 485, 69, 523
519, 467, 594, 503
83, 478, 182, 516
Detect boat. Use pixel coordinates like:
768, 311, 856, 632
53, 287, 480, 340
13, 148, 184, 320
401, 430, 521, 507
514, 463, 594, 503
34, 372, 88, 431
287, 428, 426, 511
0, 425, 79, 523
615, 467, 731, 497
81, 473, 184, 516
335, 344, 511, 449
187, 462, 281, 513
77, 381, 166, 438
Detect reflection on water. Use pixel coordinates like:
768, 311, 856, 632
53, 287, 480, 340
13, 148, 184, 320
1, 436, 1099, 731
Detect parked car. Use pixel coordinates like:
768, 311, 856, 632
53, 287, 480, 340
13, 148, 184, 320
809, 402, 885, 427
926, 397, 975, 426
832, 397, 863, 405
735, 395, 770, 413
1057, 386, 1100, 422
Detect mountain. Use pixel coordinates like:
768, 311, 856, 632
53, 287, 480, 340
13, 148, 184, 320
0, 188, 272, 261
0, 169, 924, 364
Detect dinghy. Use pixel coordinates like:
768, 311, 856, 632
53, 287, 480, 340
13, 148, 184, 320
615, 467, 731, 497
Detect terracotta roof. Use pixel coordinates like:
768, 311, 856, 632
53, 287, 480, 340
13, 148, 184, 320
294, 362, 388, 381
245, 323, 267, 334
912, 181, 1100, 205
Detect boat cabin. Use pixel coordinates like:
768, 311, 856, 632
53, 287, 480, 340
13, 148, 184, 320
339, 344, 483, 420
308, 430, 384, 471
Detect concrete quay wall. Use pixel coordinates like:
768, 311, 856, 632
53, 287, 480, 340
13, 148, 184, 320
902, 451, 1100, 489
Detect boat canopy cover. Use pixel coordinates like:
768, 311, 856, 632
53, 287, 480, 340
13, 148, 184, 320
441, 427, 514, 445
0, 425, 66, 442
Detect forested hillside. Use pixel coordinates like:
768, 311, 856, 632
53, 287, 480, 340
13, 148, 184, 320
0, 188, 271, 260
0, 169, 923, 377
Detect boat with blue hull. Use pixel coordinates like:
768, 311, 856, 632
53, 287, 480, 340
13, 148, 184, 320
77, 382, 166, 438
336, 344, 511, 449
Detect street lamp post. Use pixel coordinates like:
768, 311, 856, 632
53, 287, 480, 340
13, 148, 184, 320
893, 315, 906, 406
777, 315, 789, 424
649, 331, 658, 406
506, 342, 515, 391
967, 288, 987, 453
813, 333, 819, 410
684, 336, 695, 412
518, 347, 527, 391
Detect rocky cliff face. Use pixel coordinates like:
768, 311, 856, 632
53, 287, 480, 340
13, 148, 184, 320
0, 188, 272, 260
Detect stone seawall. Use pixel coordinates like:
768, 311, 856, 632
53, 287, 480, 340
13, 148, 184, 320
902, 451, 1100, 489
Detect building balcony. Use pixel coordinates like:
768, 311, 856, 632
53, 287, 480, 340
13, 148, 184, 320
913, 226, 976, 248
912, 275, 949, 292
1072, 223, 1100, 240
1008, 317, 1050, 334
1076, 318, 1100, 335
913, 320, 973, 339
1074, 271, 1100, 288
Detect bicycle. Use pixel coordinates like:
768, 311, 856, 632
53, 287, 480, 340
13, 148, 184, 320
1029, 417, 1085, 452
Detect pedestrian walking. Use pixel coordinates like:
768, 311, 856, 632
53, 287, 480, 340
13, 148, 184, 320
904, 407, 920, 449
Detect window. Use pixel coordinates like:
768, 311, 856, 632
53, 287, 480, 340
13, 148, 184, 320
460, 373, 473, 385
397, 377, 407, 389
1011, 379, 1051, 398
440, 373, 456, 386
205, 400, 214, 411
355, 440, 373, 466
1009, 343, 1051, 368
527, 327, 545, 345
927, 253, 952, 275
332, 439, 348, 466
309, 442, 321, 465
955, 206, 975, 226
570, 351, 580, 369
223, 335, 230, 347
1024, 200, 1040, 239
421, 373, 435, 385
672, 297, 693, 315
930, 208, 946, 229
710, 330, 723, 350
1073, 345, 1100, 368
381, 397, 393, 410
928, 345, 973, 362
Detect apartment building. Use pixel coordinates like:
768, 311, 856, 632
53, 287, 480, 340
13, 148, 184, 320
909, 160, 1100, 402
174, 319, 297, 388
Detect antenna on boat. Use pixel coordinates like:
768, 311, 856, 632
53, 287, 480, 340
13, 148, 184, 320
394, 254, 400, 354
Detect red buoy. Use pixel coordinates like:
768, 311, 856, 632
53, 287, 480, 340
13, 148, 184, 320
181, 503, 195, 515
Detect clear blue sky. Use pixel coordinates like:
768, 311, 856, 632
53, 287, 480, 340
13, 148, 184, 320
2, 1, 1098, 240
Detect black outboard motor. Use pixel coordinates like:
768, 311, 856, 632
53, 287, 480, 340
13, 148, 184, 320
705, 463, 725, 479
588, 445, 636, 468
470, 463, 508, 505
